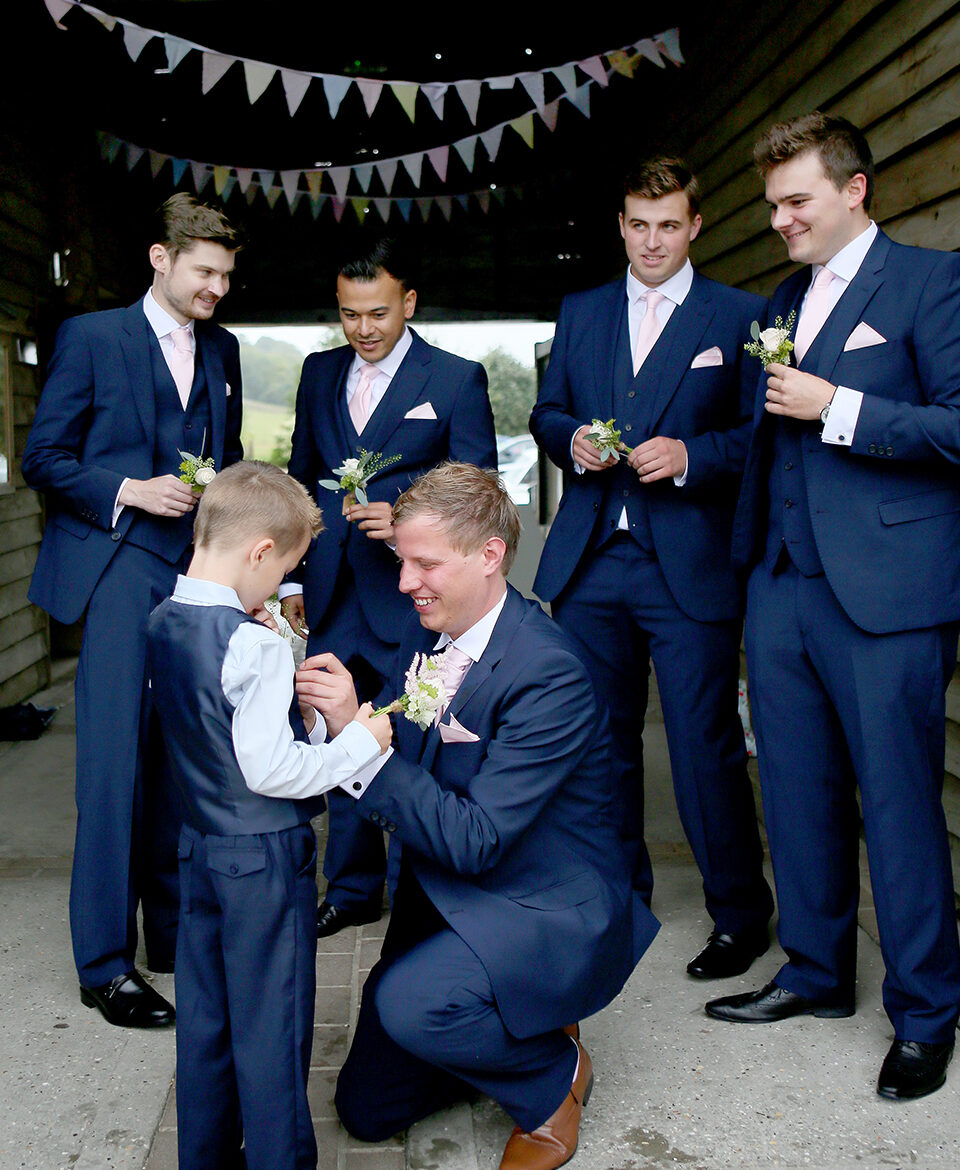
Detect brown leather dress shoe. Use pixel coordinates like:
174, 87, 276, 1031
499, 1039, 593, 1170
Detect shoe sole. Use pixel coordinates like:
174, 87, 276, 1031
706, 1003, 855, 1022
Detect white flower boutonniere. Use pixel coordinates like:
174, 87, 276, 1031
372, 650, 450, 730
585, 418, 633, 461
178, 449, 216, 493
744, 312, 797, 367
319, 448, 402, 514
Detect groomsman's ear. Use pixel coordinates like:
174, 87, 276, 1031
845, 173, 869, 211
481, 537, 507, 576
149, 243, 171, 275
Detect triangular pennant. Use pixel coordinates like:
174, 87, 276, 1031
457, 80, 481, 125
608, 49, 634, 78
427, 146, 449, 183
305, 172, 323, 199
265, 186, 283, 209
280, 170, 300, 206
332, 197, 346, 222
391, 82, 418, 122
373, 197, 391, 221
92, 11, 116, 31
220, 176, 237, 203
355, 164, 374, 193
401, 154, 423, 187
102, 134, 122, 163
324, 75, 351, 118
244, 61, 275, 104
492, 186, 508, 206
568, 84, 591, 118
287, 191, 303, 214
552, 63, 577, 95
396, 198, 412, 222
377, 158, 398, 193
148, 150, 166, 178
416, 197, 433, 220
213, 165, 231, 195
636, 40, 665, 69
329, 167, 350, 197
43, 0, 72, 29
519, 72, 544, 109
453, 136, 477, 172
477, 189, 491, 214
456, 193, 469, 212
123, 25, 154, 62
579, 55, 608, 87
171, 157, 189, 184
236, 167, 254, 193
125, 142, 144, 170
191, 161, 212, 193
165, 36, 192, 72
309, 195, 323, 220
257, 169, 276, 190
487, 74, 515, 90
655, 28, 684, 66
479, 124, 504, 161
436, 196, 453, 221
538, 99, 560, 131
510, 113, 535, 149
281, 70, 311, 115
202, 52, 234, 93
421, 82, 447, 119
356, 78, 383, 116
244, 183, 259, 205
350, 197, 369, 222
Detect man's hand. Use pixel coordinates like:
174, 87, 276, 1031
764, 363, 835, 421
118, 474, 198, 517
296, 652, 359, 737
279, 593, 309, 639
346, 500, 395, 541
572, 425, 618, 472
628, 436, 687, 483
353, 702, 392, 754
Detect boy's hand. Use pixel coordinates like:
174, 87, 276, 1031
250, 603, 280, 632
355, 702, 392, 754
296, 652, 358, 736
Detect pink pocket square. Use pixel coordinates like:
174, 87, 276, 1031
691, 346, 723, 368
843, 322, 886, 351
439, 713, 480, 744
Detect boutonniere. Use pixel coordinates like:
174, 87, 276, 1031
319, 449, 402, 515
585, 418, 633, 461
744, 312, 796, 367
372, 649, 451, 730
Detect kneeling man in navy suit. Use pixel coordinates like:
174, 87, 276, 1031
297, 462, 659, 1170
707, 112, 960, 1102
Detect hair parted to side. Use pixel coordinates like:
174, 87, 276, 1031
194, 461, 323, 554
623, 156, 701, 216
753, 112, 875, 210
393, 462, 521, 575
154, 193, 243, 261
337, 235, 418, 291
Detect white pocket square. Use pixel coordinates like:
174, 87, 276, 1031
405, 402, 437, 420
439, 713, 480, 744
225, 382, 232, 396
843, 322, 886, 351
691, 346, 723, 368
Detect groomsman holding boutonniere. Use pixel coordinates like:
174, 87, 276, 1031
707, 112, 960, 1102
280, 237, 497, 937
530, 158, 774, 980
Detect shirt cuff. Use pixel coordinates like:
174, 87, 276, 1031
277, 583, 302, 600
112, 478, 129, 529
307, 710, 328, 744
821, 386, 862, 446
339, 746, 393, 798
672, 443, 689, 487
571, 425, 588, 474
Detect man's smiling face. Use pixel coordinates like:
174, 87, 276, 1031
764, 150, 868, 266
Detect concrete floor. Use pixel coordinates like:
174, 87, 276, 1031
1, 663, 958, 1169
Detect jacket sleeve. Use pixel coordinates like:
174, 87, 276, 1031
529, 297, 588, 475
447, 359, 498, 470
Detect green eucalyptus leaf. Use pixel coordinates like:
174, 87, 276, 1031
356, 486, 369, 507
750, 321, 761, 341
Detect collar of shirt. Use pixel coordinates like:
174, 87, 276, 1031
143, 289, 195, 349
626, 259, 694, 312
171, 574, 244, 611
433, 587, 508, 664
808, 220, 878, 299
346, 326, 413, 410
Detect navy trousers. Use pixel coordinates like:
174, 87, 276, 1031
551, 535, 772, 934
72, 542, 181, 986
176, 823, 319, 1170
746, 561, 960, 1042
335, 869, 577, 1139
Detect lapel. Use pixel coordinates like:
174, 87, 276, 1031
802, 231, 890, 380
316, 347, 355, 464
646, 271, 716, 430
360, 329, 432, 454
591, 280, 628, 420
119, 302, 157, 441
195, 323, 227, 464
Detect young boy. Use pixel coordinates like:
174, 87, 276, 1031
147, 460, 391, 1170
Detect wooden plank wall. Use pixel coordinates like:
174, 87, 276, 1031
665, 0, 960, 892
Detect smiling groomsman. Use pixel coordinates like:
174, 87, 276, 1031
530, 157, 774, 979
280, 236, 497, 936
22, 194, 243, 1026
705, 112, 960, 1102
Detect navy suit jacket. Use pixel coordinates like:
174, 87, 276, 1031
22, 301, 242, 624
732, 230, 960, 634
530, 272, 766, 621
356, 586, 660, 1038
286, 329, 496, 644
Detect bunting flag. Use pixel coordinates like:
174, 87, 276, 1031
46, 1, 681, 128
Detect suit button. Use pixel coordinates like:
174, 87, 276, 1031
624, 424, 632, 432
885, 446, 893, 456
386, 822, 397, 832
783, 461, 793, 471
622, 490, 630, 498
370, 813, 380, 824
111, 531, 122, 541
185, 422, 193, 429
593, 502, 599, 511
784, 499, 793, 509
628, 390, 636, 399
868, 443, 877, 454
230, 864, 239, 875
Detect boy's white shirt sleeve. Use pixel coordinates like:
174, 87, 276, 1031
222, 622, 381, 799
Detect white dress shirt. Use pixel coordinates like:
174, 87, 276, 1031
345, 326, 413, 416
166, 575, 382, 800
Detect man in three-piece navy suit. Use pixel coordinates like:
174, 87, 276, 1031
530, 158, 774, 981
280, 237, 496, 936
706, 113, 960, 1102
296, 463, 659, 1170
22, 194, 243, 1027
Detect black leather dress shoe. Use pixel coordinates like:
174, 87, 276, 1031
687, 930, 769, 979
877, 1039, 953, 1100
705, 979, 854, 1022
316, 900, 381, 938
80, 970, 175, 1028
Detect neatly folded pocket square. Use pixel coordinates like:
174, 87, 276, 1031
439, 713, 480, 743
843, 322, 886, 351
405, 402, 438, 420
691, 346, 723, 368
225, 382, 232, 396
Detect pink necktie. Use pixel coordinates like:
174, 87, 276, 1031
793, 267, 836, 363
633, 290, 666, 373
435, 645, 473, 725
349, 363, 379, 432
169, 325, 194, 409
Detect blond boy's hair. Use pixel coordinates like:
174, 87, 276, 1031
194, 461, 323, 553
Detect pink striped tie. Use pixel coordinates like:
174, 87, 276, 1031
349, 363, 379, 432
633, 290, 665, 373
793, 267, 836, 362
169, 325, 194, 409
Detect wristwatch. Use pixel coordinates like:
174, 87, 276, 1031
819, 402, 830, 425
